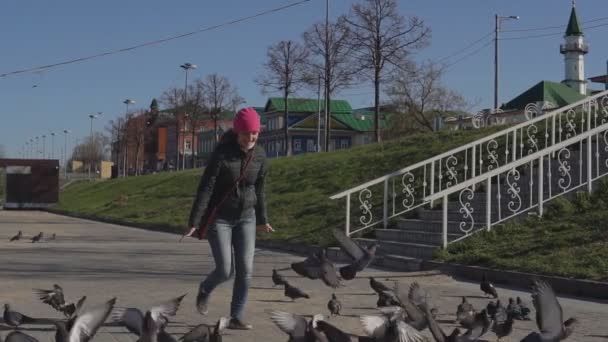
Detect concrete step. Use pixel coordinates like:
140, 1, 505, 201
392, 218, 485, 235
375, 228, 463, 245
355, 238, 438, 259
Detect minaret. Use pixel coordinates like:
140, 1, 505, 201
560, 0, 588, 95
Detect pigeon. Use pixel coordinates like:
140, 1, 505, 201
3, 304, 41, 328
480, 273, 498, 298
291, 249, 341, 288
272, 269, 287, 287
110, 294, 187, 336
332, 228, 377, 280
360, 310, 426, 342
390, 281, 429, 331
31, 232, 43, 243
315, 320, 357, 342
9, 231, 22, 242
456, 297, 476, 328
61, 296, 87, 319
425, 303, 491, 342
486, 301, 497, 318
327, 294, 342, 317
179, 317, 229, 342
520, 279, 579, 342
48, 233, 56, 241
507, 298, 523, 320
34, 284, 65, 312
517, 296, 532, 320
491, 300, 513, 341
284, 281, 310, 301
269, 310, 325, 342
4, 331, 40, 342
376, 291, 400, 308
138, 310, 161, 342
51, 297, 116, 342
369, 277, 391, 295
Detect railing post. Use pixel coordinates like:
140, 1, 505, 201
383, 179, 389, 229
538, 155, 544, 217
430, 161, 435, 208
587, 105, 593, 193
486, 176, 492, 231
442, 195, 448, 249
512, 130, 517, 162
472, 145, 477, 191
345, 193, 351, 236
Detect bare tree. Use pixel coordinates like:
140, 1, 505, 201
161, 87, 184, 170
185, 80, 208, 168
126, 111, 148, 175
344, 0, 431, 142
256, 40, 309, 156
387, 62, 466, 133
71, 132, 107, 173
201, 74, 238, 145
303, 18, 357, 152
106, 117, 127, 175
0, 144, 5, 158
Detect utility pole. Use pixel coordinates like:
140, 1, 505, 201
494, 14, 519, 111
324, 0, 330, 152
316, 73, 322, 152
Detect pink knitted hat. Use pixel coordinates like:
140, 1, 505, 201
233, 107, 261, 133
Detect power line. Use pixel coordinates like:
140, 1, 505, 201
436, 31, 494, 63
501, 15, 608, 33
0, 0, 312, 79
500, 22, 608, 41
442, 39, 494, 73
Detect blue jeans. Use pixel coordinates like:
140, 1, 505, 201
199, 214, 256, 321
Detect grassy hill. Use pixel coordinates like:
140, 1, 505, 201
55, 126, 504, 245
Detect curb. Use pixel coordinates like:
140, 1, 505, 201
421, 260, 608, 300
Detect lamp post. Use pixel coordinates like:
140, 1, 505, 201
63, 129, 70, 179
50, 132, 55, 159
41, 134, 46, 159
123, 99, 135, 177
35, 136, 40, 158
494, 14, 520, 111
29, 138, 34, 158
87, 112, 102, 179
179, 62, 197, 170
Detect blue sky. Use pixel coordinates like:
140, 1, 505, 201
2, 0, 608, 158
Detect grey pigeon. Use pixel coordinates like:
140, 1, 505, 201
486, 301, 497, 318
4, 331, 40, 342
31, 232, 43, 243
491, 300, 513, 341
480, 273, 498, 298
179, 317, 229, 342
61, 295, 87, 319
390, 281, 429, 331
520, 280, 579, 342
507, 298, 523, 320
34, 284, 65, 312
456, 297, 476, 328
111, 294, 187, 336
284, 281, 310, 301
3, 304, 40, 328
48, 233, 56, 241
52, 297, 116, 342
139, 311, 160, 342
272, 269, 287, 287
9, 231, 22, 242
327, 294, 342, 317
291, 249, 341, 288
314, 320, 354, 342
376, 291, 400, 308
269, 310, 324, 342
425, 303, 490, 342
517, 296, 532, 320
332, 228, 377, 280
369, 277, 391, 295
360, 310, 426, 342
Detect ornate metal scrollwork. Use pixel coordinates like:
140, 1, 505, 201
486, 140, 499, 171
445, 156, 459, 187
564, 109, 577, 139
458, 188, 475, 234
557, 148, 572, 190
506, 168, 522, 213
401, 172, 415, 209
526, 124, 539, 155
358, 189, 373, 225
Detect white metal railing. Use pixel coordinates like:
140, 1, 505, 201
426, 120, 608, 247
330, 90, 608, 237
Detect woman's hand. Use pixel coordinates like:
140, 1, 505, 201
179, 226, 199, 242
256, 223, 274, 233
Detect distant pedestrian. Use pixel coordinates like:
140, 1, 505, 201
184, 107, 274, 331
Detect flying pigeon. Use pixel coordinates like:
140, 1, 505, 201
179, 317, 229, 342
4, 331, 40, 342
369, 277, 392, 295
425, 303, 492, 342
52, 297, 116, 342
290, 249, 341, 288
110, 294, 187, 336
360, 310, 427, 342
332, 228, 377, 280
269, 310, 325, 342
34, 284, 65, 312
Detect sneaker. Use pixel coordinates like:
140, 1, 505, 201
196, 290, 209, 315
227, 318, 253, 330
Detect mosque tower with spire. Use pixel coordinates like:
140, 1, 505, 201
560, 1, 588, 95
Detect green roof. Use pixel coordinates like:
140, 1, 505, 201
502, 80, 586, 110
566, 5, 583, 36
334, 111, 388, 132
264, 97, 352, 114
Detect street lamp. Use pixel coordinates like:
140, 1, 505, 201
29, 138, 34, 158
494, 14, 520, 111
88, 112, 102, 179
42, 134, 47, 159
50, 132, 56, 159
35, 136, 40, 158
122, 99, 135, 177
180, 62, 197, 170
63, 129, 71, 179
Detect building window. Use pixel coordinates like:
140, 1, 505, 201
185, 141, 191, 151
307, 139, 315, 152
294, 139, 302, 152
340, 139, 349, 149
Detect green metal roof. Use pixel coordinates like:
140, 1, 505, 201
333, 111, 388, 132
566, 5, 583, 36
502, 80, 586, 110
264, 97, 352, 114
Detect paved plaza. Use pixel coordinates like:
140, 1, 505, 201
0, 210, 606, 341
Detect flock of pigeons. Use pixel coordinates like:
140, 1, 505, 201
1, 228, 579, 342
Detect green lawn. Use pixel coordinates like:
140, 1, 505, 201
56, 126, 504, 245
435, 182, 608, 281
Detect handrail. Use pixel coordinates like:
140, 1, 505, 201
330, 89, 608, 200
424, 121, 608, 202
